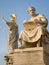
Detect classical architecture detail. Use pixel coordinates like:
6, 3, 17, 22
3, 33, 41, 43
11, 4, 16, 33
3, 6, 49, 65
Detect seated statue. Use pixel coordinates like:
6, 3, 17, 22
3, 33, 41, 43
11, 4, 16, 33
2, 14, 19, 53
19, 6, 49, 48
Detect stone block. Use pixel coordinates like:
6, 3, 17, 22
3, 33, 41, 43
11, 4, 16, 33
13, 47, 45, 65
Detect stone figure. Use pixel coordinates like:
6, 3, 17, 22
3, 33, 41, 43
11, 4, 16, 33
2, 14, 19, 53
19, 6, 49, 48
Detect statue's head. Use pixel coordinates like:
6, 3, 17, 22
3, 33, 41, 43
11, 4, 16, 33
10, 14, 16, 23
27, 6, 36, 16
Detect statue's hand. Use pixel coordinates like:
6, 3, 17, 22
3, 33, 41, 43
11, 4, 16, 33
23, 20, 28, 24
2, 16, 7, 24
2, 16, 5, 22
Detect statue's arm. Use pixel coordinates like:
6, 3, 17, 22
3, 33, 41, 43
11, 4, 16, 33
2, 17, 9, 26
39, 14, 48, 27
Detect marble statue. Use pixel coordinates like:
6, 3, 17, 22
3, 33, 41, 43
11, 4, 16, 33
2, 14, 19, 53
19, 6, 49, 48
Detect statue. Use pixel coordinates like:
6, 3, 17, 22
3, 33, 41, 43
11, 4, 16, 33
19, 6, 49, 48
2, 14, 19, 53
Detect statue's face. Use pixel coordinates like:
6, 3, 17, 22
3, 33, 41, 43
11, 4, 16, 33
10, 16, 16, 23
28, 8, 35, 16
10, 14, 16, 22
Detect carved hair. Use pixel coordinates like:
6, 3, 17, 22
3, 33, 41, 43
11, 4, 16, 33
10, 14, 16, 19
27, 6, 36, 12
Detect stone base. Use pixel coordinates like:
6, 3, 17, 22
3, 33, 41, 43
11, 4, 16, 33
4, 47, 45, 65
14, 47, 45, 65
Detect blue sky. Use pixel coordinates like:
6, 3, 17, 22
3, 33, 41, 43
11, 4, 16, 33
0, 0, 49, 65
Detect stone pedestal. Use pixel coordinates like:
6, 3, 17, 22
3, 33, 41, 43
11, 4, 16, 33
4, 47, 45, 65
43, 43, 49, 65
14, 47, 45, 65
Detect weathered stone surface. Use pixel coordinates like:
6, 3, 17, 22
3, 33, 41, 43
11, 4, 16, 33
4, 54, 14, 65
43, 43, 49, 65
5, 47, 49, 65
2, 14, 18, 53
13, 47, 45, 65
